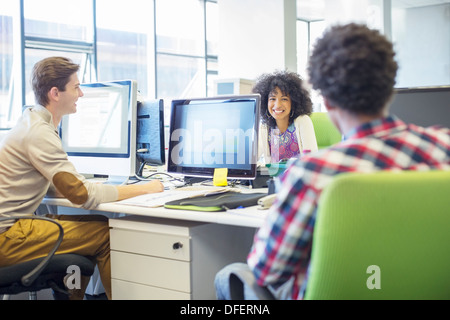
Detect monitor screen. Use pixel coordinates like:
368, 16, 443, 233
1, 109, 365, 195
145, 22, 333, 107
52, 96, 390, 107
167, 94, 260, 180
136, 99, 165, 169
60, 79, 138, 183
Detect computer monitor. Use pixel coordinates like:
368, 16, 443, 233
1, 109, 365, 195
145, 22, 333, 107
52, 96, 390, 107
136, 99, 165, 173
60, 79, 138, 184
167, 94, 261, 180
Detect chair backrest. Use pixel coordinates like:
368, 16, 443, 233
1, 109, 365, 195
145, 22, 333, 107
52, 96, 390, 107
304, 170, 450, 300
310, 112, 342, 149
0, 216, 64, 287
0, 216, 95, 299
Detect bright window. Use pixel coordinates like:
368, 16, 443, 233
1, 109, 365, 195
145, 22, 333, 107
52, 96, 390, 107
0, 2, 14, 128
155, 0, 206, 101
96, 0, 155, 98
0, 0, 218, 130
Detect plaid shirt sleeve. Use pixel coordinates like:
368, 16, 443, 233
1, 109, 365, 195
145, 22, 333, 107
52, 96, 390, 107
247, 157, 327, 299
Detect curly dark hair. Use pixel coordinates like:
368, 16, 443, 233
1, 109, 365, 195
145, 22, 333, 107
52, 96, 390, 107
307, 23, 398, 115
252, 70, 313, 129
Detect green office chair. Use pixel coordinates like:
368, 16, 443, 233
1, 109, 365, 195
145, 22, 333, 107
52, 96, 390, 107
305, 170, 450, 299
310, 112, 342, 149
229, 170, 450, 300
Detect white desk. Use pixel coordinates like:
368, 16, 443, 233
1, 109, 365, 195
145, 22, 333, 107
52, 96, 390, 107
41, 189, 269, 300
42, 195, 268, 228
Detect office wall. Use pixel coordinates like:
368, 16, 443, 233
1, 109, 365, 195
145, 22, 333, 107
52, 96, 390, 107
322, 0, 389, 33
321, 0, 450, 88
389, 87, 450, 128
218, 0, 297, 81
393, 3, 450, 88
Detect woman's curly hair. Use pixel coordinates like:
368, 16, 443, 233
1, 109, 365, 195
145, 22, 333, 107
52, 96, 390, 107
252, 70, 312, 129
307, 23, 398, 115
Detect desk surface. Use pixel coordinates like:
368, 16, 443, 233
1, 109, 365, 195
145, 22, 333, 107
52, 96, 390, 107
42, 190, 269, 229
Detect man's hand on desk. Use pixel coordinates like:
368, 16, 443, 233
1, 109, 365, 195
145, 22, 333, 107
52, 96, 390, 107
142, 180, 165, 193
117, 179, 164, 201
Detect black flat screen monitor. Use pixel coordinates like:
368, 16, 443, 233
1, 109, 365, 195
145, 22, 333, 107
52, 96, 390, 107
136, 99, 165, 168
167, 94, 261, 180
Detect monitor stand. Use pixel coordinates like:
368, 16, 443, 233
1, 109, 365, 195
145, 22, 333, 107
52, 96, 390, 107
249, 168, 270, 188
183, 176, 210, 185
104, 175, 129, 185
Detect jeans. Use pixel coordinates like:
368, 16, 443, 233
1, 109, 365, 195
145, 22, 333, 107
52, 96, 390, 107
215, 262, 294, 300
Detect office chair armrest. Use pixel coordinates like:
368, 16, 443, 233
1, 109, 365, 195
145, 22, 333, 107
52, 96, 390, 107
0, 215, 64, 287
229, 268, 275, 300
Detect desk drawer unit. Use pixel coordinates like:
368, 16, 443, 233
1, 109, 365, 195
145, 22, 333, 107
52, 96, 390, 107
109, 215, 255, 300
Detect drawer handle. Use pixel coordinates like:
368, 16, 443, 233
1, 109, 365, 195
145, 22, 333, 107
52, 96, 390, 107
173, 242, 183, 250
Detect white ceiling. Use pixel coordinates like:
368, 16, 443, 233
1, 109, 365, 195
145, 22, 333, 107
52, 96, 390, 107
393, 0, 450, 8
297, 0, 450, 21
297, 0, 325, 21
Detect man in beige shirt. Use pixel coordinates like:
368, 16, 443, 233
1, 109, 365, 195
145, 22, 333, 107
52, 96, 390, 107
0, 57, 164, 299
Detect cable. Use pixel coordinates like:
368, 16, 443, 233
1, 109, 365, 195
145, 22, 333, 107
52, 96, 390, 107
134, 161, 185, 185
135, 161, 147, 177
136, 171, 183, 182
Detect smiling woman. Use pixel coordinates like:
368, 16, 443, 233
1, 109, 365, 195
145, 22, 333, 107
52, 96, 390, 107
253, 70, 318, 164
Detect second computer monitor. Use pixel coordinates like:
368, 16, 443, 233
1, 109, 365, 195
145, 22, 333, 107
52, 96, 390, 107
136, 99, 165, 169
167, 94, 261, 180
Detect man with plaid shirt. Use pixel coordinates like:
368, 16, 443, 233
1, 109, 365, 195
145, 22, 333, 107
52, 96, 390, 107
215, 23, 450, 300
